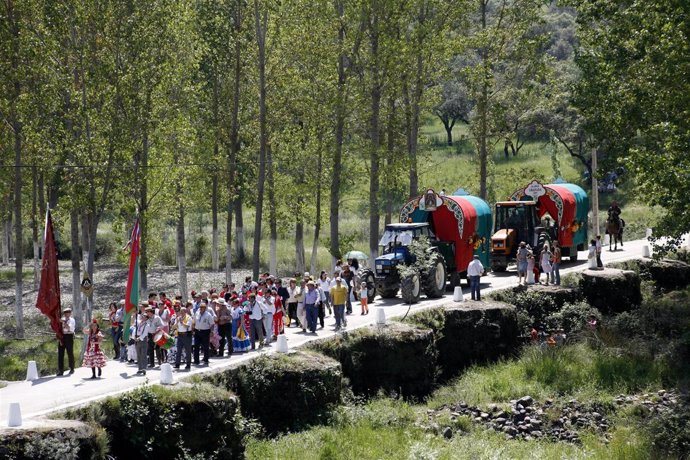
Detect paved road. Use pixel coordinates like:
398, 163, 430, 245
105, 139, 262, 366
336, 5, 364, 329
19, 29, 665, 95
0, 237, 659, 426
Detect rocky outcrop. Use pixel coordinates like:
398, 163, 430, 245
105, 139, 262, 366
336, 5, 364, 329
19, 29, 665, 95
0, 419, 106, 460
638, 258, 690, 291
580, 268, 642, 313
508, 284, 583, 308
207, 350, 342, 434
309, 322, 437, 399
62, 383, 245, 460
407, 301, 520, 380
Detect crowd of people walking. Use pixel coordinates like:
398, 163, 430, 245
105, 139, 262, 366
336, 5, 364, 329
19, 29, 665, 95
69, 264, 369, 378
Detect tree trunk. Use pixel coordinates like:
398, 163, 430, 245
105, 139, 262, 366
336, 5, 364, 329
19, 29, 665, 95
267, 146, 277, 275
384, 96, 396, 226
38, 171, 45, 258
295, 219, 305, 274
80, 212, 92, 324
13, 110, 24, 339
225, 203, 233, 284
211, 171, 219, 271
226, 0, 242, 284
310, 147, 323, 274
368, 14, 382, 268
2, 215, 9, 266
31, 167, 39, 290
408, 52, 423, 199
330, 0, 346, 267
9, 0, 24, 338
70, 208, 82, 331
139, 95, 151, 293
445, 122, 453, 146
478, 0, 489, 200
252, 0, 269, 279
177, 199, 188, 303
235, 197, 246, 262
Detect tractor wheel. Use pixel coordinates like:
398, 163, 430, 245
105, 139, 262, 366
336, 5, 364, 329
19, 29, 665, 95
424, 254, 447, 298
448, 272, 461, 291
360, 269, 377, 303
379, 280, 399, 298
570, 245, 578, 261
400, 273, 421, 304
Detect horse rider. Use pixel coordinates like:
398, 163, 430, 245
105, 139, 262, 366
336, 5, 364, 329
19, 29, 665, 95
608, 200, 622, 221
607, 200, 625, 239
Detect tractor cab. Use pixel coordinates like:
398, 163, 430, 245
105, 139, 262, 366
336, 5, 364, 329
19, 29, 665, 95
493, 201, 541, 247
375, 223, 434, 276
491, 201, 544, 271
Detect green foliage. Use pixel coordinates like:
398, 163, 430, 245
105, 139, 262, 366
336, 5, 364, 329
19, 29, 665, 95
645, 402, 690, 459
572, 0, 690, 242
544, 301, 600, 334
0, 335, 85, 381
397, 236, 435, 279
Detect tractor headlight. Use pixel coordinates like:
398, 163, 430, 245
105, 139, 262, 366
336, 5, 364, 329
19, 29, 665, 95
376, 264, 383, 271
493, 241, 503, 248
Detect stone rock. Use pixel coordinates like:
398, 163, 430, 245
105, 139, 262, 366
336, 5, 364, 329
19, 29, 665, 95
407, 301, 520, 379
580, 268, 641, 313
442, 427, 453, 439
504, 426, 518, 436
515, 283, 583, 307
309, 322, 436, 399
0, 419, 103, 460
637, 258, 690, 290
216, 350, 342, 434
518, 395, 534, 407
495, 418, 507, 425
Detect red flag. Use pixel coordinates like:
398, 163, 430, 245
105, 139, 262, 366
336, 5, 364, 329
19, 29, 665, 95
35, 210, 63, 344
122, 218, 140, 343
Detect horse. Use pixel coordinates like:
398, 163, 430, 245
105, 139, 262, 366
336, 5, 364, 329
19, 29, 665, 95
606, 217, 623, 251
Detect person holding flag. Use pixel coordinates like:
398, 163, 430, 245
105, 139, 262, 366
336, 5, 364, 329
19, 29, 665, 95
34, 210, 70, 376
121, 218, 141, 345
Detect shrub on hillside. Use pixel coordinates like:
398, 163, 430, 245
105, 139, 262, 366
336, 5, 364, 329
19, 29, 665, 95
544, 301, 600, 334
646, 401, 690, 459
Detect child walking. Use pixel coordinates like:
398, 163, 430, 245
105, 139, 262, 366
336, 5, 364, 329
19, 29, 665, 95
359, 282, 369, 315
83, 320, 106, 379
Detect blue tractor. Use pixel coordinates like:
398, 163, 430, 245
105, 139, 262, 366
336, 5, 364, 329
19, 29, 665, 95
374, 223, 448, 303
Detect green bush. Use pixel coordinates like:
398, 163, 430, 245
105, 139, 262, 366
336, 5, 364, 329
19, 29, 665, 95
646, 401, 690, 458
63, 384, 246, 459
545, 301, 601, 334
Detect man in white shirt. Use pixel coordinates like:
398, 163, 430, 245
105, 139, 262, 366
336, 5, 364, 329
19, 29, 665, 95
134, 305, 153, 375
260, 289, 275, 345
245, 293, 265, 350
57, 307, 76, 376
194, 303, 214, 365
145, 306, 164, 367
174, 305, 193, 370
467, 255, 484, 301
